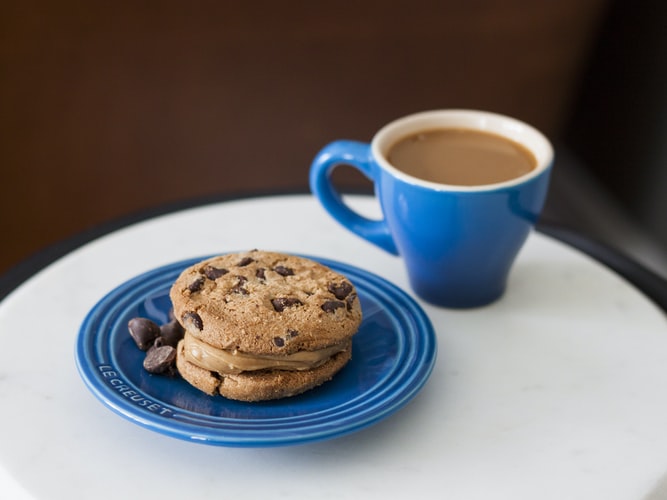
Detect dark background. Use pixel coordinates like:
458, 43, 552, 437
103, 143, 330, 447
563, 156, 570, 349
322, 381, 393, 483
2, 0, 665, 277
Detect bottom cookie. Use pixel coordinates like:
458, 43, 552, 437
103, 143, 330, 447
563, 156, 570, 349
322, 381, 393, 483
175, 340, 352, 402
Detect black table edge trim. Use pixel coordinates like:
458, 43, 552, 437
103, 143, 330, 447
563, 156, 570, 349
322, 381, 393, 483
2, 190, 666, 313
536, 221, 667, 313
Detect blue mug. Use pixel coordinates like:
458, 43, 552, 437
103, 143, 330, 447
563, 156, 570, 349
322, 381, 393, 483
310, 110, 554, 308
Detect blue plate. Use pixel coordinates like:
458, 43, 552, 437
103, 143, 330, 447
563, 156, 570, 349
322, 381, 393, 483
75, 256, 437, 447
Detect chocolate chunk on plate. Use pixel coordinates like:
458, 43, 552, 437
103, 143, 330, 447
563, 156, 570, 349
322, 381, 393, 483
128, 317, 161, 351
143, 345, 177, 374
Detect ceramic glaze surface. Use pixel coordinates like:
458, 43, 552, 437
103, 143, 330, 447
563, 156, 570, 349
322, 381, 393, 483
310, 110, 553, 307
75, 255, 436, 447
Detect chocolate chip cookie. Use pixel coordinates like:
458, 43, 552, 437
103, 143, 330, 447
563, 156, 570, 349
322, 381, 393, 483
169, 250, 362, 401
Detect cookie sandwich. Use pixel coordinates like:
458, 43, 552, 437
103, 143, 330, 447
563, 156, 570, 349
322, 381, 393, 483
170, 250, 362, 401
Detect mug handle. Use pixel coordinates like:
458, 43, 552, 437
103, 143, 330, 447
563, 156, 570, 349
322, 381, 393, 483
309, 140, 399, 255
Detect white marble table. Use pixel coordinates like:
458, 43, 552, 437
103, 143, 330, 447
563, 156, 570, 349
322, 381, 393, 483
1, 194, 667, 500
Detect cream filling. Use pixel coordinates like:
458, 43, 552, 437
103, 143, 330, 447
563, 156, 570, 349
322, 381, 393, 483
182, 332, 349, 375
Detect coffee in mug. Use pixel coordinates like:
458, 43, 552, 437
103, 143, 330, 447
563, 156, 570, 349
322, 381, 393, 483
387, 128, 537, 186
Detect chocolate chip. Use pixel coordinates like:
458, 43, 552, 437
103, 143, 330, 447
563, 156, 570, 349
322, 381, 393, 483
160, 319, 185, 347
287, 328, 299, 338
328, 281, 353, 300
256, 268, 266, 280
271, 297, 303, 312
237, 257, 254, 267
321, 300, 345, 313
273, 336, 285, 347
128, 317, 161, 351
273, 265, 294, 276
187, 277, 205, 293
143, 345, 177, 374
203, 265, 228, 280
182, 311, 203, 330
231, 275, 249, 294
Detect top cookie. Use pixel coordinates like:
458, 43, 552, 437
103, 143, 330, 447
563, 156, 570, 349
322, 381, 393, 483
169, 250, 362, 355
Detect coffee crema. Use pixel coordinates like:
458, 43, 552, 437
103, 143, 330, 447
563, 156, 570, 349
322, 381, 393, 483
387, 127, 537, 186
